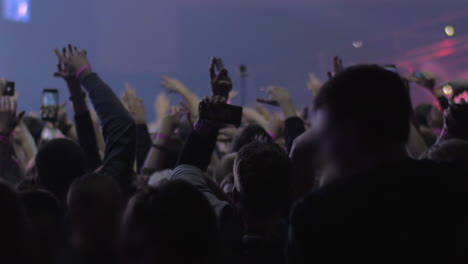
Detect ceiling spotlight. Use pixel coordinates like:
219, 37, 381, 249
352, 40, 363, 48
445, 25, 455, 37
442, 84, 453, 95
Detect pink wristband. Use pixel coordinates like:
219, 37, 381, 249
267, 131, 277, 140
156, 133, 170, 141
75, 65, 91, 79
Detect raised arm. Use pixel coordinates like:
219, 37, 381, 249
53, 48, 102, 171
58, 44, 136, 194
257, 86, 305, 153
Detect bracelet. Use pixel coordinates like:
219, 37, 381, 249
155, 133, 170, 141
152, 144, 169, 152
267, 131, 278, 140
69, 92, 87, 102
75, 65, 91, 79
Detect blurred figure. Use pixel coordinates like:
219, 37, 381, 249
414, 103, 443, 145
121, 180, 218, 264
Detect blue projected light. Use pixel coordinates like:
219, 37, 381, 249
3, 0, 30, 23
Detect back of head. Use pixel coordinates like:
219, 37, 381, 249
21, 190, 63, 263
0, 180, 29, 263
314, 65, 412, 153
121, 180, 218, 264
35, 138, 87, 200
235, 139, 292, 220
67, 173, 123, 248
231, 124, 272, 153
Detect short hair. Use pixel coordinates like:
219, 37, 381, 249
414, 104, 433, 127
314, 65, 412, 146
231, 124, 272, 153
235, 139, 292, 219
35, 138, 87, 200
67, 173, 123, 238
121, 180, 218, 264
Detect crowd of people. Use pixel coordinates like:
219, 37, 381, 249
1, 45, 468, 264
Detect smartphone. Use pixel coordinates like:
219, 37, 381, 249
199, 102, 243, 127
3, 82, 15, 96
215, 58, 224, 70
41, 89, 59, 122
302, 106, 309, 120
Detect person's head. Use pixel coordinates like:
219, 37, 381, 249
21, 190, 63, 262
121, 180, 218, 264
313, 65, 412, 166
231, 124, 272, 153
0, 180, 29, 263
424, 139, 468, 171
35, 138, 87, 201
234, 139, 292, 224
415, 104, 443, 129
67, 173, 122, 248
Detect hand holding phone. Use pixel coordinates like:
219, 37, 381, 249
199, 96, 243, 127
209, 57, 232, 98
41, 89, 59, 122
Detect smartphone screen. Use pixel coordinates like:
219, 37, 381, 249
42, 89, 59, 122
3, 82, 15, 96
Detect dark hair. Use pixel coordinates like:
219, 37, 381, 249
121, 180, 218, 264
414, 104, 433, 127
235, 139, 292, 219
21, 190, 63, 263
0, 180, 29, 263
67, 173, 123, 247
35, 138, 87, 201
314, 65, 412, 146
231, 124, 272, 153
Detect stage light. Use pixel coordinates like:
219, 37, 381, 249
352, 40, 363, 48
442, 84, 453, 95
445, 25, 455, 37
3, 0, 30, 23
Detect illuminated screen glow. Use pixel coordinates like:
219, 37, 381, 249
3, 0, 30, 23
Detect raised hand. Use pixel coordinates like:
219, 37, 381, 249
257, 86, 296, 118
209, 57, 232, 98
160, 76, 189, 95
154, 92, 170, 122
122, 83, 147, 124
0, 96, 24, 136
327, 56, 344, 79
159, 109, 183, 136
55, 44, 91, 80
306, 73, 322, 97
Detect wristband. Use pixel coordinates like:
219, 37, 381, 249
267, 131, 278, 140
155, 133, 170, 142
75, 65, 91, 79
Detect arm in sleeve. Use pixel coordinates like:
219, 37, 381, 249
81, 73, 136, 194
74, 110, 102, 172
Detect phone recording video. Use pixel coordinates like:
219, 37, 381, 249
41, 89, 59, 122
3, 82, 15, 96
